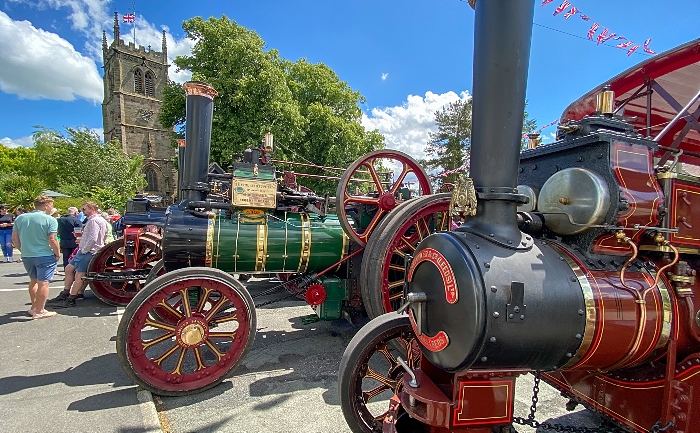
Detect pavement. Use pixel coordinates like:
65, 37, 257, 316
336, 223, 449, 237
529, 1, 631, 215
0, 249, 606, 433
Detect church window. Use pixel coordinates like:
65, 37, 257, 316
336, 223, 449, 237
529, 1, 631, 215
134, 69, 143, 93
145, 71, 155, 97
145, 168, 159, 191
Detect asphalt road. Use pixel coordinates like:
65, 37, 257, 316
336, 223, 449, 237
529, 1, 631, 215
1, 252, 605, 433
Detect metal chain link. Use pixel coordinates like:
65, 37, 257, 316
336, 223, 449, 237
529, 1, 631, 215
512, 373, 627, 433
251, 273, 317, 308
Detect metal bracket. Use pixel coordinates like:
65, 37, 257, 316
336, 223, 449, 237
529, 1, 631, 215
506, 281, 526, 323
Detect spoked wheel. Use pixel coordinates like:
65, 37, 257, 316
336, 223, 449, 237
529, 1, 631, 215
361, 194, 452, 318
338, 313, 420, 433
336, 150, 432, 246
116, 268, 256, 396
88, 236, 162, 306
144, 260, 180, 325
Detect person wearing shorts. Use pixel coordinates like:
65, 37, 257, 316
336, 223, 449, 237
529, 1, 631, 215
11, 196, 60, 319
50, 201, 108, 309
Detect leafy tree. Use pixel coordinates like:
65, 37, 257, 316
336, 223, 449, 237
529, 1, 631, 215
0, 173, 45, 210
160, 15, 383, 194
423, 99, 538, 190
31, 127, 145, 205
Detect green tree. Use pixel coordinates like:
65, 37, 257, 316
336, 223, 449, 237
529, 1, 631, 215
160, 15, 383, 194
0, 173, 45, 210
31, 127, 145, 205
423, 99, 538, 190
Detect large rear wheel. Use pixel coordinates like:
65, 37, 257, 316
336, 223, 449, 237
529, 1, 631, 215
336, 150, 432, 246
87, 235, 162, 306
116, 268, 256, 396
361, 193, 452, 318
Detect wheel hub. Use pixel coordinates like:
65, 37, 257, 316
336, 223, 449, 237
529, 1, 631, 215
176, 317, 209, 348
378, 193, 397, 211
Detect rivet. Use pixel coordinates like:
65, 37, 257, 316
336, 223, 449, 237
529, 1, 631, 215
578, 309, 584, 316
507, 240, 512, 244
490, 337, 497, 343
559, 256, 564, 261
513, 306, 520, 313
484, 262, 490, 268
490, 286, 497, 293
475, 244, 480, 249
520, 315, 525, 320
489, 233, 495, 237
508, 314, 514, 319
481, 356, 488, 362
570, 276, 577, 282
575, 334, 582, 339
493, 312, 500, 318
566, 353, 573, 358
525, 236, 531, 241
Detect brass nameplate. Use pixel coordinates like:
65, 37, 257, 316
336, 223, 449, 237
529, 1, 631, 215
232, 179, 277, 208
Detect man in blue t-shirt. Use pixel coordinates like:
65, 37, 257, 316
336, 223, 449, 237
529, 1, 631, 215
12, 195, 61, 319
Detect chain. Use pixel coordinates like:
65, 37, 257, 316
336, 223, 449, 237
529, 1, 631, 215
512, 373, 626, 433
650, 421, 676, 433
251, 273, 317, 308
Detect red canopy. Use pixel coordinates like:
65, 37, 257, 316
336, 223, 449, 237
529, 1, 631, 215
561, 39, 700, 166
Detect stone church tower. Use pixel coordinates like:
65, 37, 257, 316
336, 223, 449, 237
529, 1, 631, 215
102, 12, 175, 204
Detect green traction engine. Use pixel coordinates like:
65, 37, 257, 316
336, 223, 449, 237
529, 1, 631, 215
115, 81, 449, 396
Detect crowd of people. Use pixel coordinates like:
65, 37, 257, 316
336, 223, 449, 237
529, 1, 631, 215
3, 195, 121, 320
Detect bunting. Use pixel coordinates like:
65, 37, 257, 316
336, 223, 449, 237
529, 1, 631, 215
541, 1, 656, 56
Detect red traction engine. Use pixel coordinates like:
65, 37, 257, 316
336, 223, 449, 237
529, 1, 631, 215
339, 1, 700, 432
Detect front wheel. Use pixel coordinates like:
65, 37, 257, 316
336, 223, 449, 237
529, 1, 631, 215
338, 313, 419, 433
116, 267, 256, 396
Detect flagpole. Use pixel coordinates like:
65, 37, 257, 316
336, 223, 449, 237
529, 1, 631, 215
130, 1, 137, 46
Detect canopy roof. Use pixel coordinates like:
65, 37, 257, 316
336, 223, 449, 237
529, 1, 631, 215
561, 39, 700, 166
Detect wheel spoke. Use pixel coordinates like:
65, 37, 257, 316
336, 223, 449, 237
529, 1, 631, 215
362, 383, 391, 403
361, 209, 387, 242
388, 163, 411, 196
193, 346, 207, 371
144, 317, 177, 332
153, 342, 180, 366
204, 339, 226, 360
180, 288, 193, 318
364, 366, 397, 390
209, 330, 237, 340
171, 347, 187, 375
195, 287, 214, 312
142, 331, 176, 349
364, 162, 386, 195
205, 297, 230, 322
212, 313, 238, 325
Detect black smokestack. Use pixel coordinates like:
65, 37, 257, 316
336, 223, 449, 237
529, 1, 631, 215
460, 0, 534, 241
177, 138, 186, 200
181, 81, 218, 202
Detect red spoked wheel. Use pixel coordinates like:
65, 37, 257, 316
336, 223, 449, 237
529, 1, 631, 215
361, 194, 452, 318
87, 235, 162, 306
116, 268, 256, 396
338, 313, 420, 433
336, 150, 432, 246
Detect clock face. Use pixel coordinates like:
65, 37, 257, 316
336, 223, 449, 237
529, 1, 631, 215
138, 108, 154, 121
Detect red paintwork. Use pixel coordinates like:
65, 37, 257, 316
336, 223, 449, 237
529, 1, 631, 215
123, 226, 144, 268
593, 141, 663, 255
669, 181, 700, 247
561, 39, 700, 166
408, 248, 458, 304
409, 309, 450, 352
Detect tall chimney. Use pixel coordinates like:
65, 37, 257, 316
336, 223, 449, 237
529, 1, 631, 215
181, 81, 218, 202
459, 0, 535, 242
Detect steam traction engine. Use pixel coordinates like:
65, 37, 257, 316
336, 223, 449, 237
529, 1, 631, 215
339, 2, 700, 433
115, 81, 454, 395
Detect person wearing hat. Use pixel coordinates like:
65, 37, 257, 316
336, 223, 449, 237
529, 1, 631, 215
0, 205, 16, 262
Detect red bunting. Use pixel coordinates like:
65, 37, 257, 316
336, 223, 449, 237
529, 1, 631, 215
541, 1, 656, 56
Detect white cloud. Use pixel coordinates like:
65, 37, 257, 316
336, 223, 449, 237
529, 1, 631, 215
362, 90, 471, 161
0, 10, 103, 102
0, 135, 34, 148
381, 72, 388, 81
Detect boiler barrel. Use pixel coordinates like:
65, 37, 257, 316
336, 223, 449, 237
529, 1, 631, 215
162, 208, 348, 273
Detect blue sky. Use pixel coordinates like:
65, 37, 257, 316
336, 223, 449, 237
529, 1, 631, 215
0, 0, 698, 160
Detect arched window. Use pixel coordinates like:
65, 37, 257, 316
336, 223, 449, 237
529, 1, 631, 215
145, 71, 155, 97
145, 167, 159, 191
134, 69, 143, 94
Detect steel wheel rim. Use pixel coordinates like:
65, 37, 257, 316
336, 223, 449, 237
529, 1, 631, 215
89, 237, 161, 306
336, 150, 432, 246
378, 201, 451, 314
124, 277, 251, 392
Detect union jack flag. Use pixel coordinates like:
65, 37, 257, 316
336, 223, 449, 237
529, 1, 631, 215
541, 0, 554, 5
563, 7, 579, 19
553, 1, 570, 16
597, 29, 616, 45
587, 23, 599, 40
579, 15, 591, 21
643, 39, 656, 55
123, 13, 135, 23
627, 45, 640, 56
616, 41, 633, 49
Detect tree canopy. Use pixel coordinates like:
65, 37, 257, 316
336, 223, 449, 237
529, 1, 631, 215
422, 99, 537, 190
0, 127, 145, 211
160, 15, 383, 194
